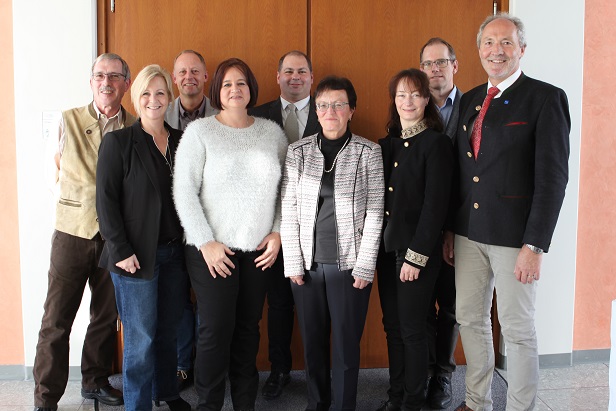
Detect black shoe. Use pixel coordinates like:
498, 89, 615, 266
33, 408, 57, 411
375, 400, 401, 411
427, 375, 452, 409
261, 371, 290, 400
81, 384, 124, 406
164, 397, 192, 411
176, 368, 194, 391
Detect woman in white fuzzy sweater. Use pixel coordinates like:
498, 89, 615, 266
173, 58, 287, 411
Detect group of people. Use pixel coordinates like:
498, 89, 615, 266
32, 12, 570, 411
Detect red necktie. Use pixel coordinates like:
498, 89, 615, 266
471, 86, 500, 159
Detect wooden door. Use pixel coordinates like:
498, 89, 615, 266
99, 0, 502, 371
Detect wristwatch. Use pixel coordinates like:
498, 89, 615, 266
525, 244, 544, 254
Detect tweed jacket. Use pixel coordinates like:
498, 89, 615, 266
280, 133, 384, 282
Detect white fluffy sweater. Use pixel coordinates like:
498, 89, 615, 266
173, 116, 287, 251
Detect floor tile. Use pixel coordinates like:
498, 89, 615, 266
538, 363, 609, 390
537, 386, 609, 411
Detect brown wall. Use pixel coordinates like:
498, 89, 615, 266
0, 0, 25, 366
573, 0, 616, 350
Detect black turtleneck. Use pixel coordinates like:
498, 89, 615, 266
313, 130, 351, 264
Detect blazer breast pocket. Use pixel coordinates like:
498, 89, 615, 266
504, 121, 528, 127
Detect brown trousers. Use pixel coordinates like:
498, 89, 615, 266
33, 230, 118, 408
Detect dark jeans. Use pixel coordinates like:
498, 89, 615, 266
427, 261, 459, 378
33, 231, 117, 408
186, 246, 268, 411
376, 247, 439, 410
292, 263, 372, 411
266, 252, 294, 374
112, 242, 188, 411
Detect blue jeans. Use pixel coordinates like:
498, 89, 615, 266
112, 243, 188, 411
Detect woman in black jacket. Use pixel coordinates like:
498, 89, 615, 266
96, 64, 190, 411
375, 69, 454, 411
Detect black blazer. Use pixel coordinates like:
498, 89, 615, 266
451, 74, 570, 251
380, 128, 454, 266
96, 121, 183, 279
249, 97, 321, 138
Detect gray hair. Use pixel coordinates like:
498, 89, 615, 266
476, 12, 527, 49
91, 53, 131, 81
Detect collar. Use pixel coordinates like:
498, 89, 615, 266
179, 96, 206, 118
401, 120, 428, 139
281, 95, 310, 112
488, 68, 522, 98
93, 103, 123, 124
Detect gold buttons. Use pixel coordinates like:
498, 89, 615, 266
388, 187, 394, 192
467, 152, 473, 158
473, 176, 479, 183
463, 125, 467, 132
394, 161, 398, 167
473, 202, 479, 209
385, 211, 390, 216
404, 142, 409, 147
475, 105, 481, 111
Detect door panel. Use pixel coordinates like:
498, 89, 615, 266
100, 0, 499, 370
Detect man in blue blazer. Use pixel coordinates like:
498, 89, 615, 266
249, 50, 321, 400
419, 37, 463, 410
444, 14, 570, 411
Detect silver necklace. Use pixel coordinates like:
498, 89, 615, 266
318, 136, 350, 173
151, 129, 173, 176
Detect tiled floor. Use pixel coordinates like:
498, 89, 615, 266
1, 362, 609, 411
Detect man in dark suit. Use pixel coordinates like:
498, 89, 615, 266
419, 37, 462, 410
249, 50, 320, 400
445, 14, 570, 411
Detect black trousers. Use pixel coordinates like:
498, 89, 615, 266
292, 263, 372, 411
265, 251, 295, 374
33, 231, 118, 408
185, 246, 268, 411
426, 260, 459, 378
376, 247, 439, 410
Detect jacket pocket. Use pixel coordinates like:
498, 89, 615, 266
59, 198, 82, 207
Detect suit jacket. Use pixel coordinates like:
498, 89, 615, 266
164, 96, 217, 130
443, 87, 463, 140
96, 121, 183, 279
249, 97, 321, 138
451, 73, 570, 252
380, 128, 454, 267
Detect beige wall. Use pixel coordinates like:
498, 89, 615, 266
0, 0, 24, 366
573, 0, 616, 350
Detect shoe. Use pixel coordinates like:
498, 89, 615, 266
453, 401, 474, 411
261, 371, 290, 400
33, 408, 57, 411
176, 369, 194, 391
165, 397, 192, 411
81, 384, 124, 406
427, 375, 452, 409
375, 400, 401, 411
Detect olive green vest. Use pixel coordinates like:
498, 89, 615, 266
55, 103, 136, 239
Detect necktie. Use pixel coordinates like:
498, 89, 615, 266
284, 103, 300, 143
471, 86, 500, 159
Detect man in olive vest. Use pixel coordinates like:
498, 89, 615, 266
33, 53, 136, 411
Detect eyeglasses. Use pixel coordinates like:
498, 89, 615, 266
315, 102, 350, 112
419, 59, 454, 70
91, 72, 126, 82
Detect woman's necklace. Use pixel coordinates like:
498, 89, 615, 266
318, 136, 351, 173
150, 129, 173, 176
